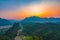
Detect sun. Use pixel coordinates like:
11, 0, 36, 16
20, 3, 48, 18
31, 6, 41, 13
28, 5, 43, 14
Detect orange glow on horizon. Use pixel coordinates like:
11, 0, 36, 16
0, 2, 60, 19
12, 7, 60, 19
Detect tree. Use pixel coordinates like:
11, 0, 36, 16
5, 22, 21, 40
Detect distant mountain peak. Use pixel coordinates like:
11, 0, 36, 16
0, 18, 11, 26
20, 16, 60, 23
24, 16, 40, 20
27, 16, 40, 18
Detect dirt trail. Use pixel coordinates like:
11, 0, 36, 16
15, 24, 23, 40
15, 36, 22, 40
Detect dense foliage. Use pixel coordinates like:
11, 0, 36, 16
22, 23, 60, 40
0, 23, 21, 40
0, 22, 60, 40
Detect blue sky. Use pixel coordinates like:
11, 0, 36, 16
0, 0, 60, 19
0, 0, 60, 11
0, 0, 42, 11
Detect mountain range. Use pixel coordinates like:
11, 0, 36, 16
0, 16, 60, 40
0, 18, 11, 26
20, 16, 60, 23
0, 16, 60, 26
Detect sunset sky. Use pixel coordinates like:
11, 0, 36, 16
0, 0, 60, 20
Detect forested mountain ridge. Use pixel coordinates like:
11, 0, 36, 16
20, 16, 60, 23
0, 18, 11, 26
22, 23, 60, 40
